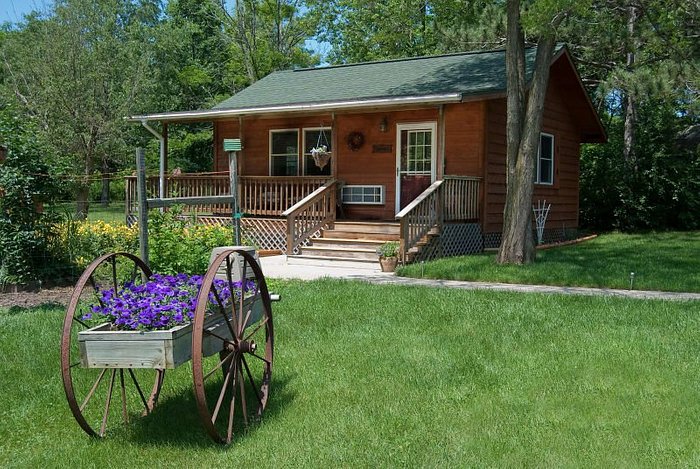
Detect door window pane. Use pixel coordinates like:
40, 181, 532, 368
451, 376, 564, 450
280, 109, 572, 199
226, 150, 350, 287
403, 130, 432, 175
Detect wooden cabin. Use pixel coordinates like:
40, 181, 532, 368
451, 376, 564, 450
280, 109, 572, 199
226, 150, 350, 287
128, 45, 605, 263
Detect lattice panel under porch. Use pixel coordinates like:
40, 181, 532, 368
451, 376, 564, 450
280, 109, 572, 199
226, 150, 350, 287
241, 218, 323, 254
411, 234, 443, 263
483, 228, 573, 249
411, 223, 484, 263
240, 218, 287, 252
441, 223, 484, 256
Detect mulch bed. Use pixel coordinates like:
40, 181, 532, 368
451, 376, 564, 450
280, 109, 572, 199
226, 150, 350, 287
0, 286, 73, 309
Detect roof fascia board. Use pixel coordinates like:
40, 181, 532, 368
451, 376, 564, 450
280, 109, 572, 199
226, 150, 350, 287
127, 93, 463, 123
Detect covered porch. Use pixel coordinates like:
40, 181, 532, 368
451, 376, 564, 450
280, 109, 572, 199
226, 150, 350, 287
125, 172, 482, 260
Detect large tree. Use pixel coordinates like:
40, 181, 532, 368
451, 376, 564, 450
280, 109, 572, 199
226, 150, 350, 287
560, 0, 699, 230
312, 0, 506, 63
215, 0, 320, 87
497, 0, 584, 264
1, 0, 160, 217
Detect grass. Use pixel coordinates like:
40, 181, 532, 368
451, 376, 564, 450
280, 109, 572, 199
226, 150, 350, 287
50, 202, 127, 224
398, 231, 700, 293
1, 279, 699, 467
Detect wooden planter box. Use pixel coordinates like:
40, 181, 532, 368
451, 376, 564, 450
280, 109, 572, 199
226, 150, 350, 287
78, 298, 263, 370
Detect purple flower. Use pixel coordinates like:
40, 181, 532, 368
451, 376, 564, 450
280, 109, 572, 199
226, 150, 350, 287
87, 273, 251, 331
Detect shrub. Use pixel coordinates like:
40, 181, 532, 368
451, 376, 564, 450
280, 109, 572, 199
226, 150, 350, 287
580, 99, 700, 231
0, 105, 60, 283
149, 206, 246, 275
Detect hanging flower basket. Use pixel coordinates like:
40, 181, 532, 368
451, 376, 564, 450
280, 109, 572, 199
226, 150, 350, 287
311, 145, 332, 170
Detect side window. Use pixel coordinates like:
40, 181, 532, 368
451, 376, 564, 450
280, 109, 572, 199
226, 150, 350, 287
536, 133, 554, 185
270, 130, 299, 176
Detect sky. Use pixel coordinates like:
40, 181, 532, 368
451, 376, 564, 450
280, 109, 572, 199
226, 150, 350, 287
0, 0, 47, 24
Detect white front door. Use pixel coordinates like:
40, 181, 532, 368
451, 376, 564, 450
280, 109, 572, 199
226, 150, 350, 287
395, 122, 437, 213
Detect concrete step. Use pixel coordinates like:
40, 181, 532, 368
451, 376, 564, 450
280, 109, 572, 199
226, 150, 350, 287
311, 237, 385, 251
287, 255, 380, 271
301, 245, 378, 261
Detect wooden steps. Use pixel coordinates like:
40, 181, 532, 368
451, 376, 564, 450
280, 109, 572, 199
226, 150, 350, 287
294, 221, 400, 264
322, 221, 400, 241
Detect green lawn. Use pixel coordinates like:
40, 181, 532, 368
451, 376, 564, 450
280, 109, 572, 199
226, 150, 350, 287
50, 202, 126, 224
398, 231, 700, 293
1, 279, 699, 466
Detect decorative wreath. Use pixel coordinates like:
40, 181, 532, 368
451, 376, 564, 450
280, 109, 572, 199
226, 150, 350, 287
346, 131, 365, 151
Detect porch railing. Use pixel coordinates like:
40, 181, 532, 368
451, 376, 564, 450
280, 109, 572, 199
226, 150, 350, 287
282, 179, 337, 255
125, 173, 331, 220
396, 176, 481, 262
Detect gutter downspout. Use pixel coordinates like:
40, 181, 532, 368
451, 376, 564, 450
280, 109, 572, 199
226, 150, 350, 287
141, 120, 166, 200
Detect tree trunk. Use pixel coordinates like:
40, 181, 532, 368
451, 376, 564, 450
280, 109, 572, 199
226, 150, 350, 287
497, 0, 557, 265
623, 4, 639, 172
101, 156, 110, 207
76, 186, 90, 220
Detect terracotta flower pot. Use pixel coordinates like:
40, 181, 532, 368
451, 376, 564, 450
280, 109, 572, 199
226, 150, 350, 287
379, 256, 398, 272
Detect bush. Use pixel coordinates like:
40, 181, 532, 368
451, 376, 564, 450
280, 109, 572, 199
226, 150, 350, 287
148, 206, 245, 275
0, 105, 60, 284
88, 176, 127, 203
580, 99, 700, 231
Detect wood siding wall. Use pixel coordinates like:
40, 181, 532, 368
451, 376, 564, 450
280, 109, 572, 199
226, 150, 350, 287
214, 105, 486, 221
484, 76, 582, 235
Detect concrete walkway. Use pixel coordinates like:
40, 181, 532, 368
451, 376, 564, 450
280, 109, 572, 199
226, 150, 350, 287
259, 255, 700, 301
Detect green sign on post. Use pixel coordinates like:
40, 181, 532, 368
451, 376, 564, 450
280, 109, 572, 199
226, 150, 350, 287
223, 139, 242, 152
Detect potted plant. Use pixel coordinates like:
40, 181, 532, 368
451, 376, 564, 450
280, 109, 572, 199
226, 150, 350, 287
377, 241, 399, 272
310, 145, 331, 170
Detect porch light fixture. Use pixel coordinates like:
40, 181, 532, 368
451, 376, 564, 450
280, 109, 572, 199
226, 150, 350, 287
379, 116, 388, 133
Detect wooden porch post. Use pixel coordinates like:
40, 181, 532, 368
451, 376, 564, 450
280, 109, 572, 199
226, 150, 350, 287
438, 105, 446, 180
162, 123, 168, 198
229, 152, 240, 245
331, 112, 338, 179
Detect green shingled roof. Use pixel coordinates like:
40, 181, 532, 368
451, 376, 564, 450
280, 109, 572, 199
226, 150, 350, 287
213, 47, 543, 111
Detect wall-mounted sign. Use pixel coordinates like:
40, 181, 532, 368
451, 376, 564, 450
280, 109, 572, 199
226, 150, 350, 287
372, 144, 392, 153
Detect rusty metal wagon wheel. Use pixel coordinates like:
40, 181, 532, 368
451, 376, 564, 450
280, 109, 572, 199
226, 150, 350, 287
61, 252, 165, 438
192, 249, 274, 444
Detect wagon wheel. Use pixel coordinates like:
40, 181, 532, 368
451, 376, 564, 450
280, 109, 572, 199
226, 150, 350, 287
192, 249, 274, 444
61, 252, 165, 438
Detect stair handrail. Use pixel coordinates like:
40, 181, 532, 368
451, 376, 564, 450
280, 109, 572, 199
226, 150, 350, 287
282, 179, 337, 255
395, 180, 444, 263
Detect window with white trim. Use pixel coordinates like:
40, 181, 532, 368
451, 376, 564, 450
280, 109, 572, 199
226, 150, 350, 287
270, 130, 298, 176
303, 127, 332, 176
341, 185, 384, 205
536, 133, 554, 185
